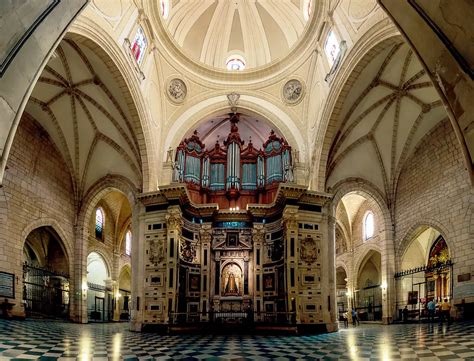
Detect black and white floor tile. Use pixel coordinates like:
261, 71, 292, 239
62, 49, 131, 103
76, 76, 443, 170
0, 319, 473, 360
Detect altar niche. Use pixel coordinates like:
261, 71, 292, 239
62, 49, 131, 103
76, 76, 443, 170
222, 263, 242, 296
211, 227, 253, 313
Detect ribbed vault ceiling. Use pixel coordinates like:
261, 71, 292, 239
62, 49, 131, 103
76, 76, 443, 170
25, 38, 142, 199
163, 0, 310, 69
327, 42, 445, 203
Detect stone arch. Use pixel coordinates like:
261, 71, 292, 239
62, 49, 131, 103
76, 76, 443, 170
335, 221, 350, 256
118, 264, 132, 290
86, 248, 112, 281
397, 220, 452, 272
71, 174, 137, 322
331, 177, 391, 227
21, 218, 72, 275
63, 28, 156, 192
336, 260, 350, 279
331, 177, 395, 322
311, 23, 400, 191
354, 247, 383, 287
117, 218, 133, 253
163, 94, 306, 164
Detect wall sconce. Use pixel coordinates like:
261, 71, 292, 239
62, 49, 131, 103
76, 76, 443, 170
380, 281, 387, 290
115, 292, 122, 299
345, 291, 351, 298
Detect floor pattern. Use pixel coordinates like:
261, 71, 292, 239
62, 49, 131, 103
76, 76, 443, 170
0, 319, 473, 360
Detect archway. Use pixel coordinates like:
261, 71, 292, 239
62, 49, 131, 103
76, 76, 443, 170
23, 227, 70, 319
86, 251, 109, 322
396, 226, 452, 320
118, 266, 131, 320
336, 266, 349, 320
355, 250, 382, 321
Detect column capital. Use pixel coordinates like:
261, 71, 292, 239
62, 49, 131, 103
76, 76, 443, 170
282, 205, 299, 230
166, 206, 183, 230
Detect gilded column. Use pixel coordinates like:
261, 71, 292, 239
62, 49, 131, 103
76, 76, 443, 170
165, 206, 182, 322
283, 205, 299, 321
199, 224, 212, 320
252, 223, 265, 320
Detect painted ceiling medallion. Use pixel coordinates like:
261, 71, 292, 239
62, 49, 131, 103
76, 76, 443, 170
282, 79, 305, 105
167, 78, 187, 103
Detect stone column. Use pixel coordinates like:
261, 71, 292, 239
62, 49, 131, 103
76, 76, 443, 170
71, 224, 88, 323
165, 205, 182, 322
325, 214, 338, 332
130, 201, 144, 331
199, 224, 212, 320
282, 205, 299, 321
252, 224, 265, 320
382, 224, 395, 324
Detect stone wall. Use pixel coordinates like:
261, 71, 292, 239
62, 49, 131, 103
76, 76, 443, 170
395, 118, 474, 303
0, 115, 76, 315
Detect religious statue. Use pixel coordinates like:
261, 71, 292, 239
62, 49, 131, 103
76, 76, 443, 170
166, 147, 174, 163
172, 161, 182, 182
225, 272, 239, 295
284, 163, 294, 183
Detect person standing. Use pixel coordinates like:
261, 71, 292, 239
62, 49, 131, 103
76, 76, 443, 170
427, 299, 436, 322
343, 311, 349, 328
351, 308, 359, 326
440, 299, 451, 324
402, 306, 409, 323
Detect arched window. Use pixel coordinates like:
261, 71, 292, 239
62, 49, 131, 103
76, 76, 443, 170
364, 212, 374, 240
324, 30, 340, 67
303, 0, 312, 21
131, 26, 147, 64
160, 0, 170, 19
226, 55, 246, 71
125, 230, 132, 256
95, 208, 104, 240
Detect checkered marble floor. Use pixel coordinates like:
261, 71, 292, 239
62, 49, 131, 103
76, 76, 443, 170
0, 319, 474, 360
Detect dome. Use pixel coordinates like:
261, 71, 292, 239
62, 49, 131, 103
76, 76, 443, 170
159, 0, 312, 70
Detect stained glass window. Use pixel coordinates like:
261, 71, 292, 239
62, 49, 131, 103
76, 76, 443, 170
95, 208, 104, 240
131, 26, 147, 64
324, 30, 340, 67
364, 212, 374, 240
125, 230, 132, 256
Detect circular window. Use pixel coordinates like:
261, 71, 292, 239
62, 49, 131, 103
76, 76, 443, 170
226, 55, 246, 71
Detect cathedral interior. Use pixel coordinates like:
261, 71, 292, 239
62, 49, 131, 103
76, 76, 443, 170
0, 0, 473, 357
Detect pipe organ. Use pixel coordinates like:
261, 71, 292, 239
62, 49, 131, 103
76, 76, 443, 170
132, 113, 337, 334
173, 114, 294, 208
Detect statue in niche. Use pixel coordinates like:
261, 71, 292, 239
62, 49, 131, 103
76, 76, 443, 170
225, 272, 238, 294
222, 263, 242, 296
